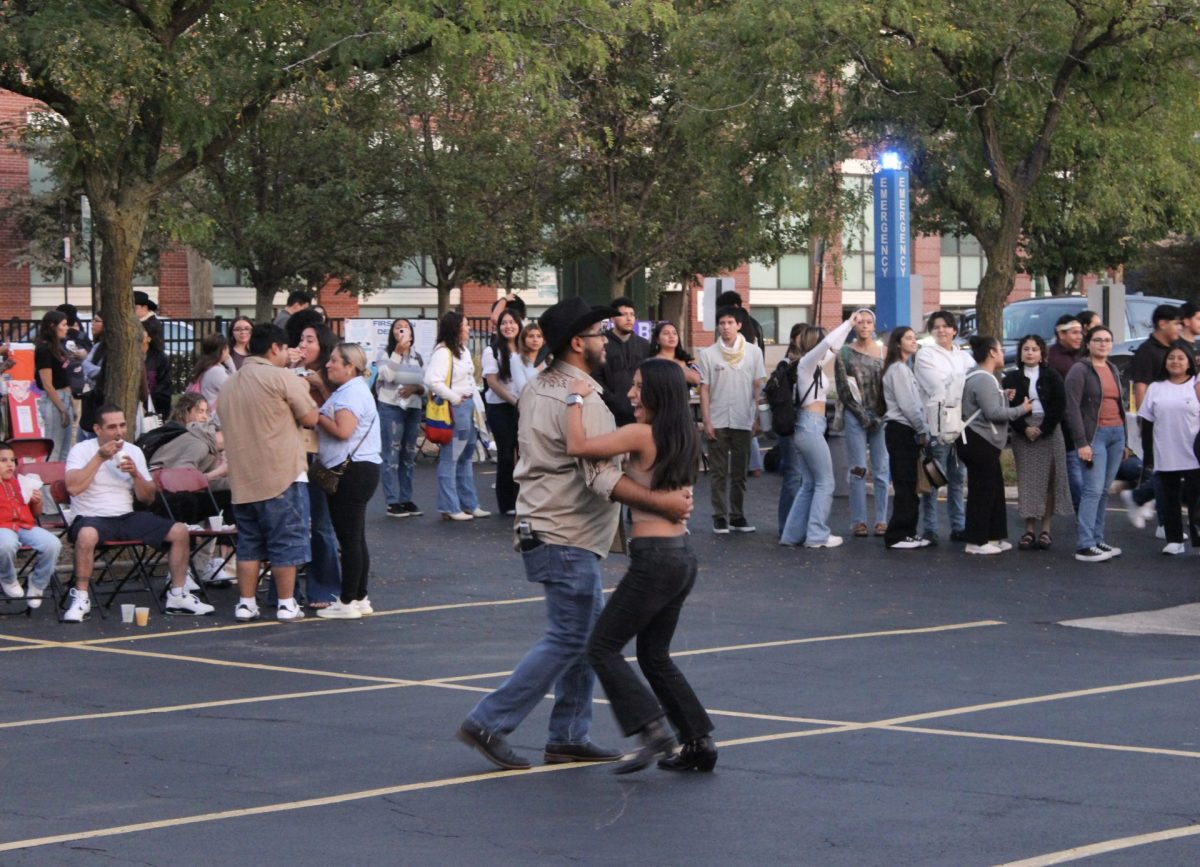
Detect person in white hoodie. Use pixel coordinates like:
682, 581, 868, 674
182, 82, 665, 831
913, 310, 974, 544
779, 312, 862, 547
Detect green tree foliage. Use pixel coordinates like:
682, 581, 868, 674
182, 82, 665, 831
834, 0, 1200, 336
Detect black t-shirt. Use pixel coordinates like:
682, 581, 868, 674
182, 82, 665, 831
34, 344, 70, 390
1129, 336, 1192, 386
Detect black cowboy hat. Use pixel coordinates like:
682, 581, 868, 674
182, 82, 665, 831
536, 297, 618, 366
132, 290, 158, 312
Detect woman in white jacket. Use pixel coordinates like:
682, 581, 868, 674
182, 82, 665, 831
779, 312, 862, 548
424, 312, 488, 521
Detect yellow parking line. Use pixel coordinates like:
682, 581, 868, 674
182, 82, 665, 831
992, 822, 1200, 866
669, 620, 1004, 657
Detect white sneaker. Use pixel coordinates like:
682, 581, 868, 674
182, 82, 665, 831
26, 585, 44, 609
1156, 525, 1166, 540
182, 572, 201, 593
316, 600, 361, 619
0, 575, 22, 599
989, 540, 1013, 552
1120, 490, 1145, 528
164, 590, 215, 616
804, 535, 843, 549
1096, 542, 1121, 557
889, 536, 926, 549
1141, 501, 1157, 522
1163, 542, 1186, 555
352, 597, 374, 615
234, 601, 260, 621
62, 588, 91, 622
965, 543, 1004, 555
276, 600, 306, 621
443, 511, 473, 521
470, 507, 492, 518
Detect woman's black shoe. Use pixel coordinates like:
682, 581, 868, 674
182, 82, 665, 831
613, 719, 677, 775
658, 736, 718, 772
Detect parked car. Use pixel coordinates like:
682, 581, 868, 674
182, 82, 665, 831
958, 293, 1185, 364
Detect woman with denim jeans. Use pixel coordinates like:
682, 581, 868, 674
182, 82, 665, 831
780, 312, 861, 548
34, 311, 74, 461
1063, 326, 1127, 562
375, 318, 424, 518
567, 359, 713, 773
424, 311, 486, 521
835, 309, 889, 537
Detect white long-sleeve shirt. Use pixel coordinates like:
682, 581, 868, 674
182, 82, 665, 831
913, 341, 975, 406
423, 344, 476, 404
794, 317, 855, 408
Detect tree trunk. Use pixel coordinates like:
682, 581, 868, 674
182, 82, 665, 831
255, 284, 279, 325
1047, 271, 1069, 296
187, 249, 214, 316
91, 186, 152, 424
609, 274, 629, 300
437, 283, 452, 317
973, 202, 1025, 339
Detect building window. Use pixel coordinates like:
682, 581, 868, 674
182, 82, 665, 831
841, 176, 875, 291
940, 235, 987, 292
389, 258, 433, 288
749, 253, 810, 290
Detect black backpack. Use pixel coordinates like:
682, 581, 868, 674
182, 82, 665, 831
135, 421, 189, 466
764, 359, 799, 436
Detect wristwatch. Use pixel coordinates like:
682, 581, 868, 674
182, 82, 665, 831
565, 393, 584, 407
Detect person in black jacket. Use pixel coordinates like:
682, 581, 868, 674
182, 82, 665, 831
141, 319, 173, 419
1003, 335, 1074, 550
594, 296, 650, 426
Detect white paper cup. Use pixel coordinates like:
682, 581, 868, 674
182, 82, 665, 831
208, 516, 223, 531
121, 604, 136, 624
134, 607, 149, 627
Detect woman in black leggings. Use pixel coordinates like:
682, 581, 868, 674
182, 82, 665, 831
566, 359, 714, 774
315, 343, 381, 619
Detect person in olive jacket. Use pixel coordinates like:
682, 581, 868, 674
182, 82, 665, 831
1002, 335, 1074, 551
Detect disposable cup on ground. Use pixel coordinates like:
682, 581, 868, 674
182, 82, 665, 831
134, 607, 149, 626
121, 604, 136, 624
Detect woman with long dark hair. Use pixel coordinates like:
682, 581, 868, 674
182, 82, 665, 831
482, 308, 528, 515
315, 343, 382, 619
958, 336, 1031, 555
188, 332, 233, 419
141, 319, 173, 419
424, 311, 485, 520
1002, 334, 1072, 550
1064, 326, 1127, 562
565, 359, 714, 774
34, 310, 73, 460
881, 327, 930, 549
376, 318, 425, 518
649, 321, 701, 386
227, 316, 254, 370
1137, 346, 1200, 555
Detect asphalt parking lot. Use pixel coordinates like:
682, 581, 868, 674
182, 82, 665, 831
2, 461, 1199, 865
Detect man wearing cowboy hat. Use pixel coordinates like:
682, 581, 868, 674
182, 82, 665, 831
133, 291, 159, 325
457, 296, 694, 771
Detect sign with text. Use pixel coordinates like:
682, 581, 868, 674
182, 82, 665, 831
873, 167, 911, 331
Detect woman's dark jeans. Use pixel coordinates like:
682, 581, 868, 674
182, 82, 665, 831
328, 460, 381, 603
586, 536, 713, 742
1157, 469, 1200, 545
884, 421, 921, 546
956, 428, 1008, 545
485, 401, 519, 514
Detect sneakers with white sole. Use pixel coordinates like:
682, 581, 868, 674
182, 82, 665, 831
164, 590, 215, 616
62, 588, 92, 622
234, 601, 260, 621
1163, 542, 1186, 555
888, 536, 927, 549
965, 543, 1004, 555
1096, 542, 1121, 557
989, 540, 1013, 552
352, 598, 373, 615
0, 575, 22, 599
470, 507, 492, 518
1075, 546, 1112, 562
26, 585, 44, 609
1120, 490, 1146, 528
276, 601, 305, 621
804, 535, 844, 549
316, 600, 361, 620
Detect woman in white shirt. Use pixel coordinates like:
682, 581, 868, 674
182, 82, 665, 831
1137, 346, 1200, 555
424, 312, 488, 521
779, 312, 861, 548
375, 318, 425, 518
482, 308, 527, 516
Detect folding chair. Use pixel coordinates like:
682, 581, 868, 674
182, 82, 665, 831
9, 438, 53, 464
48, 478, 158, 617
6, 462, 71, 616
151, 467, 236, 600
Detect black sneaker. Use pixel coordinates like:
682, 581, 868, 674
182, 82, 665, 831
949, 529, 968, 542
457, 720, 531, 770
1096, 542, 1121, 557
712, 517, 730, 535
921, 532, 939, 547
401, 501, 423, 517
386, 503, 407, 517
729, 517, 756, 533
1075, 546, 1112, 562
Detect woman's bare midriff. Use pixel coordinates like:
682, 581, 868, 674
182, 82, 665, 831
630, 519, 687, 538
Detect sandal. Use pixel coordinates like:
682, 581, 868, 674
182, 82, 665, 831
1037, 531, 1052, 550
852, 522, 869, 537
874, 523, 888, 537
1018, 532, 1037, 550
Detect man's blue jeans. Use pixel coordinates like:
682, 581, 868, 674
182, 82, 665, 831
1077, 424, 1125, 550
920, 438, 966, 537
467, 543, 604, 744
844, 412, 890, 529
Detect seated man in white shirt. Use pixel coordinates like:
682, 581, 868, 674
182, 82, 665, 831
61, 404, 213, 622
